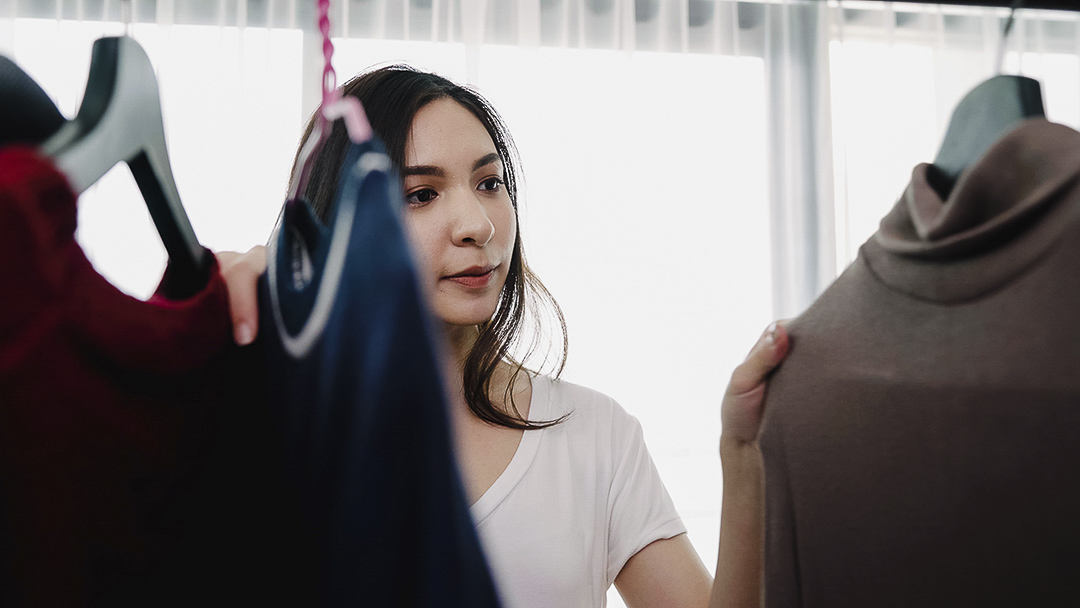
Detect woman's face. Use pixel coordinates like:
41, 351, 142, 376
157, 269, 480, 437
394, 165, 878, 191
401, 98, 516, 328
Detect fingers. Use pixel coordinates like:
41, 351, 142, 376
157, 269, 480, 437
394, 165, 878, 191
728, 321, 791, 398
721, 321, 792, 446
216, 246, 268, 346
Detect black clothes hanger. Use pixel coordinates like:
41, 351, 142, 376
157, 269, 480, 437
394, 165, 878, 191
885, 1, 1076, 11
928, 1, 1045, 199
0, 55, 66, 146
41, 36, 210, 297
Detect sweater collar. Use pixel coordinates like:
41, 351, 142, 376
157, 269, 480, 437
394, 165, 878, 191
862, 119, 1080, 302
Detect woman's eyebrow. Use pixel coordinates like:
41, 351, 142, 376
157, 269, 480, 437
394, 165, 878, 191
403, 153, 501, 177
472, 152, 501, 172
403, 164, 443, 177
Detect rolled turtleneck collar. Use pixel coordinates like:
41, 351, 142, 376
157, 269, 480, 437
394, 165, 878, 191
862, 119, 1080, 303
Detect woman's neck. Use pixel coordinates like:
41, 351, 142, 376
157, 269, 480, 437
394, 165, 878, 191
445, 323, 479, 374
441, 324, 527, 421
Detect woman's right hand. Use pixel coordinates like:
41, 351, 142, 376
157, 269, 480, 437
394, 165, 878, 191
216, 246, 267, 346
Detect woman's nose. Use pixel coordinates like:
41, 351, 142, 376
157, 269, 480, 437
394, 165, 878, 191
451, 193, 495, 247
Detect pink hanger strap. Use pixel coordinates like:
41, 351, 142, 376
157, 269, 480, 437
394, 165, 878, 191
288, 0, 374, 201
324, 96, 373, 143
317, 0, 372, 144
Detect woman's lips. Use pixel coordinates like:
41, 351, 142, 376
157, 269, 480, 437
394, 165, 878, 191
444, 266, 497, 288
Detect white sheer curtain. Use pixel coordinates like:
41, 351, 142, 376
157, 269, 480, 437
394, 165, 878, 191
2, 2, 1079, 606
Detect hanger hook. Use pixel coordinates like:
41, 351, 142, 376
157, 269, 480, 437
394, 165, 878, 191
995, 0, 1024, 75
121, 0, 133, 37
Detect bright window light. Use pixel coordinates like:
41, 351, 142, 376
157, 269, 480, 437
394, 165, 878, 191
829, 40, 938, 273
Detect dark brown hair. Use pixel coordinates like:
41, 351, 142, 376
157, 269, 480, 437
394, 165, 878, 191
288, 64, 567, 430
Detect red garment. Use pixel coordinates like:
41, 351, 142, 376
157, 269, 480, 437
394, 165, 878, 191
0, 147, 232, 606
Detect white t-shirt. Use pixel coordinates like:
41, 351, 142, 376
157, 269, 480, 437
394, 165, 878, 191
471, 374, 686, 608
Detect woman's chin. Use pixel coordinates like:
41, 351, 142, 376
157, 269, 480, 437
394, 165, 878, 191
430, 291, 498, 323
434, 303, 499, 328
442, 314, 496, 328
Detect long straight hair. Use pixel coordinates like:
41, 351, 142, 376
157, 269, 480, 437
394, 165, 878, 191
288, 65, 567, 430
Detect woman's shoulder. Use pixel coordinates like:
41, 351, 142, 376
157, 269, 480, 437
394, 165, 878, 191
529, 373, 640, 436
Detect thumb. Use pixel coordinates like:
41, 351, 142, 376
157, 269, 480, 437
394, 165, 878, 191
722, 322, 790, 444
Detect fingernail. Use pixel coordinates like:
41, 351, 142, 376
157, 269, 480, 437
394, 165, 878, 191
765, 322, 778, 346
235, 323, 254, 346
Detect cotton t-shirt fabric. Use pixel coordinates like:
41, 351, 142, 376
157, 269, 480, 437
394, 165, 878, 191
258, 138, 502, 607
0, 146, 234, 606
472, 373, 686, 608
760, 119, 1080, 607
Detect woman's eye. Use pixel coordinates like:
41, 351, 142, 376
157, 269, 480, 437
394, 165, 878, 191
406, 188, 437, 206
478, 177, 503, 192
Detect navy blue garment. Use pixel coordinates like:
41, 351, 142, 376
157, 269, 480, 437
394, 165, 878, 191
257, 137, 503, 608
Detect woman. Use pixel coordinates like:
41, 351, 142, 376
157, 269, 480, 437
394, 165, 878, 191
218, 65, 787, 608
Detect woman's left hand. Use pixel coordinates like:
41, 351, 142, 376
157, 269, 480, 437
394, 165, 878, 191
710, 320, 790, 608
720, 321, 790, 450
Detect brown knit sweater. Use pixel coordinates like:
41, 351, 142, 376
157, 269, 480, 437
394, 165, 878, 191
760, 119, 1080, 607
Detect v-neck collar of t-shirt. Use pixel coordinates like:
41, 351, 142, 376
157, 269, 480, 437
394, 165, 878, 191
470, 373, 550, 525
